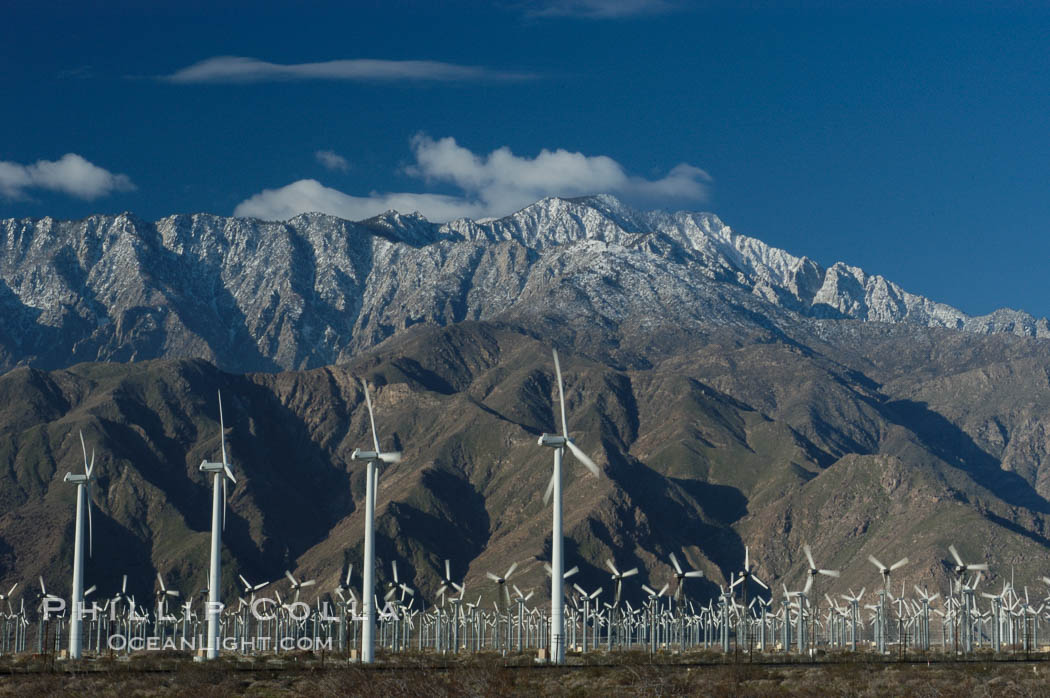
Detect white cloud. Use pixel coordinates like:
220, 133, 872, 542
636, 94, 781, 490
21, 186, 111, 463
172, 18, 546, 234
526, 0, 675, 18
234, 179, 488, 222
165, 56, 531, 84
315, 150, 350, 172
235, 135, 710, 222
0, 153, 135, 201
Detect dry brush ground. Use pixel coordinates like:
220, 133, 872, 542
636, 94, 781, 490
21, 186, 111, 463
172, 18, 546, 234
3, 658, 1050, 697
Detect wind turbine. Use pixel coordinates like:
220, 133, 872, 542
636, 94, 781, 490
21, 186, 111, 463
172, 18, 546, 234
199, 390, 237, 659
284, 570, 317, 603
868, 554, 908, 591
947, 544, 988, 588
605, 559, 637, 651
65, 430, 97, 660
486, 562, 519, 610
606, 559, 639, 609
668, 552, 703, 605
802, 544, 840, 595
350, 378, 401, 664
536, 349, 601, 664
154, 573, 181, 619
730, 546, 769, 648
436, 560, 464, 605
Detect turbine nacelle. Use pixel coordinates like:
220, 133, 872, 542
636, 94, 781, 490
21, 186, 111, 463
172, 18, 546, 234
351, 448, 402, 464
537, 433, 567, 448
200, 461, 236, 482
63, 473, 90, 484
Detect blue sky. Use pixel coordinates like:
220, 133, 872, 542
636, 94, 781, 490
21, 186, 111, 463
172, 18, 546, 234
2, 1, 1049, 319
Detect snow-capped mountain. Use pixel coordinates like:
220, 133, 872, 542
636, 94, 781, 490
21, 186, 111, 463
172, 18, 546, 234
0, 195, 1045, 372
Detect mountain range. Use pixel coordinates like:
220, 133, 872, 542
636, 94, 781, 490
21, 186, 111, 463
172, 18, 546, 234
2, 195, 1050, 607
1, 194, 1046, 373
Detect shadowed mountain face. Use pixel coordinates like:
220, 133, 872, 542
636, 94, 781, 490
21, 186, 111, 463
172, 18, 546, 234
3, 321, 1050, 608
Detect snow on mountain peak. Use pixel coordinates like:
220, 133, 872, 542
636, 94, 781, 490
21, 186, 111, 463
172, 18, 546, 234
0, 194, 1046, 373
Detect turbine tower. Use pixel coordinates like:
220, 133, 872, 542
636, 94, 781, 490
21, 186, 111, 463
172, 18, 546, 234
350, 378, 401, 664
65, 431, 96, 660
537, 349, 600, 664
199, 390, 237, 659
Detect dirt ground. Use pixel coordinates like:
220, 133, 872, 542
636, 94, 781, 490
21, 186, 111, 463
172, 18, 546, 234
2, 657, 1050, 697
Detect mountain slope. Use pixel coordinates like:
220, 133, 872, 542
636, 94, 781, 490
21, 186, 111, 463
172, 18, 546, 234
3, 321, 1050, 606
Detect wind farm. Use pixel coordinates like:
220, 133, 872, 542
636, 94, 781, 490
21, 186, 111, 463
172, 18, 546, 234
3, 343, 1050, 681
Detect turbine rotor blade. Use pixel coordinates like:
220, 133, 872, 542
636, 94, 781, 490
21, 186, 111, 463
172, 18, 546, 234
948, 544, 964, 567
566, 439, 600, 476
553, 349, 568, 438
361, 379, 381, 454
890, 557, 909, 571
605, 558, 619, 576
218, 390, 228, 467
86, 485, 93, 558
543, 470, 556, 506
804, 544, 816, 570
669, 553, 683, 575
79, 430, 89, 471
868, 555, 886, 572
623, 568, 639, 577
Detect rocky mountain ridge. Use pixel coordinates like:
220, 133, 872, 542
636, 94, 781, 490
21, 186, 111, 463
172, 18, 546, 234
1, 195, 1045, 375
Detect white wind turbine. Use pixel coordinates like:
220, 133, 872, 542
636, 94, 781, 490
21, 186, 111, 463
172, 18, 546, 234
537, 349, 601, 664
669, 552, 703, 605
199, 390, 237, 660
284, 570, 317, 603
65, 430, 97, 660
486, 562, 519, 610
350, 378, 401, 664
802, 544, 840, 595
606, 558, 639, 609
868, 554, 909, 591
